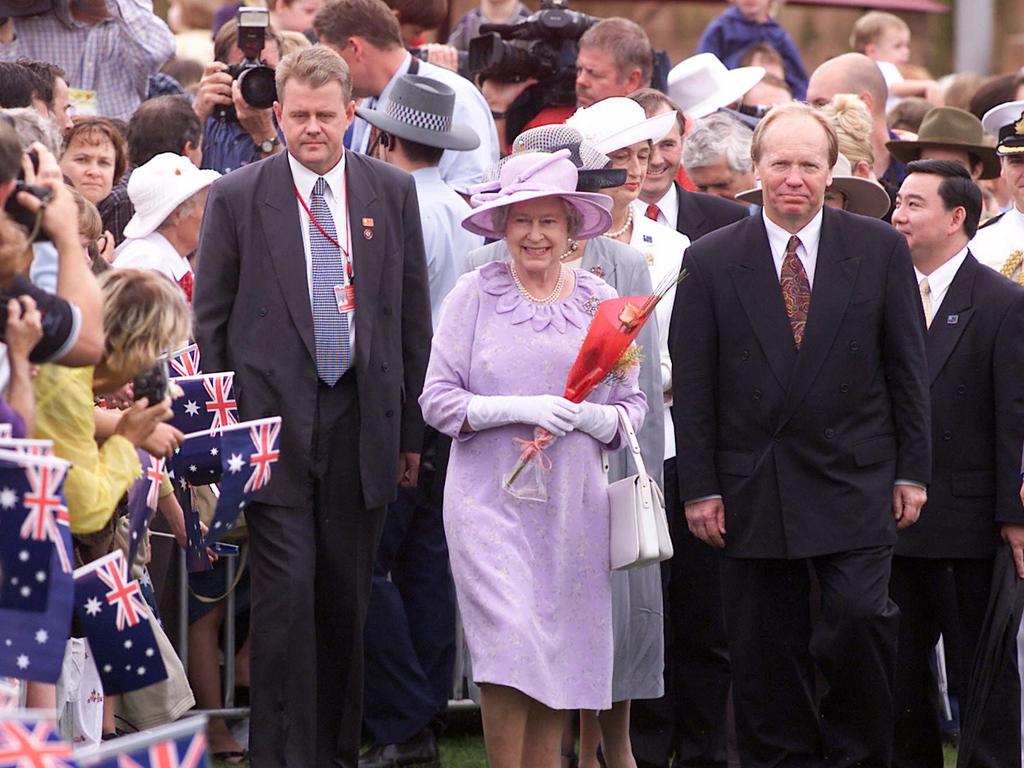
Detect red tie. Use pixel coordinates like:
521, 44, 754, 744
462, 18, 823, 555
177, 271, 194, 303
645, 203, 660, 222
780, 235, 810, 349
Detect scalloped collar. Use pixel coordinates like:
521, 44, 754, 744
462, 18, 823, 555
478, 261, 601, 333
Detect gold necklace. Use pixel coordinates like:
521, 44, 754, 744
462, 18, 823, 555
603, 206, 633, 240
509, 262, 566, 304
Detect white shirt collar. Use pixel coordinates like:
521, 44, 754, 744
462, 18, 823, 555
288, 151, 347, 201
762, 207, 824, 262
654, 184, 679, 229
915, 245, 969, 304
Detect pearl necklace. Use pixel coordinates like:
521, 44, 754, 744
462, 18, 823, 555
510, 262, 567, 305
603, 205, 633, 240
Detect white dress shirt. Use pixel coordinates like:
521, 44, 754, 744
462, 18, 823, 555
970, 204, 1024, 273
288, 151, 356, 347
914, 246, 969, 323
643, 184, 680, 231
763, 208, 824, 288
114, 230, 192, 282
628, 207, 691, 461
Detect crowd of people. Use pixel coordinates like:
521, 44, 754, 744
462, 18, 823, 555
2, 0, 1024, 767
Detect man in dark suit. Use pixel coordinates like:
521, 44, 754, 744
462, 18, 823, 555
630, 87, 747, 768
670, 102, 931, 768
887, 159, 1024, 768
193, 46, 432, 768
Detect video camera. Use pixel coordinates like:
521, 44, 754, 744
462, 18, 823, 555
468, 0, 596, 112
0, 0, 52, 22
214, 7, 278, 122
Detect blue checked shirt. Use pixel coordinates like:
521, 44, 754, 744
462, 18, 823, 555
0, 0, 175, 120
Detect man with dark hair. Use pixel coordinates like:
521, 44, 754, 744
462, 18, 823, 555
16, 59, 73, 131
0, 63, 36, 111
889, 158, 1024, 768
100, 95, 203, 245
314, 0, 498, 191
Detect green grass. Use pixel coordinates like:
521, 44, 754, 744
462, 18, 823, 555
439, 708, 487, 767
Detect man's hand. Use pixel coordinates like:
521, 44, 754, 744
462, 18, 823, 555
4, 296, 42, 362
684, 498, 726, 548
193, 62, 234, 124
232, 79, 278, 148
480, 77, 537, 114
18, 143, 79, 249
418, 43, 459, 72
398, 452, 420, 489
1003, 524, 1024, 579
892, 484, 927, 529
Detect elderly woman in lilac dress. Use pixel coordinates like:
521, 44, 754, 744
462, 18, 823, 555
419, 151, 648, 768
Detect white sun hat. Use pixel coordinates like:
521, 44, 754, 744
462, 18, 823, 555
667, 53, 765, 119
565, 97, 676, 155
124, 153, 221, 239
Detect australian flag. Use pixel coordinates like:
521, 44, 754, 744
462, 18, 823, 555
0, 714, 75, 767
125, 450, 165, 566
176, 486, 210, 575
0, 450, 73, 684
76, 715, 209, 768
74, 551, 167, 694
168, 373, 237, 438
168, 344, 201, 378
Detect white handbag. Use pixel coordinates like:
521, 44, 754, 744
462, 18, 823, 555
607, 406, 674, 570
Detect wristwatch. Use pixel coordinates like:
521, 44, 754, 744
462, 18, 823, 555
256, 136, 279, 155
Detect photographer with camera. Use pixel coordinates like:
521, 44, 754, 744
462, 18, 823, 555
195, 13, 284, 175
313, 0, 497, 192
0, 0, 175, 121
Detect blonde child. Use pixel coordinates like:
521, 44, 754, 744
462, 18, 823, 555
850, 11, 941, 109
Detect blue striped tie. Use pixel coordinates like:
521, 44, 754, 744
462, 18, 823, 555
309, 176, 351, 385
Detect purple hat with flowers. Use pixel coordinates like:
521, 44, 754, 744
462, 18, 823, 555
461, 150, 613, 241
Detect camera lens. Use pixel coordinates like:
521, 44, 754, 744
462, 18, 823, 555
239, 66, 277, 110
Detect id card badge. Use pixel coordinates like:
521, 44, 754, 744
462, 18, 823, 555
334, 284, 355, 313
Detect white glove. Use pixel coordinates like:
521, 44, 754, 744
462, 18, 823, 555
466, 395, 581, 436
575, 402, 620, 443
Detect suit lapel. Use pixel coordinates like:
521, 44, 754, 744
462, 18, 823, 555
926, 253, 976, 385
777, 208, 859, 428
345, 153, 382, 373
675, 182, 705, 238
259, 153, 315, 360
727, 217, 796, 388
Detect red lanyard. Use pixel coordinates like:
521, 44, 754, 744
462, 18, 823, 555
294, 178, 354, 282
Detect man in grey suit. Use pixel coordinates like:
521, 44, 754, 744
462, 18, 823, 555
193, 46, 432, 768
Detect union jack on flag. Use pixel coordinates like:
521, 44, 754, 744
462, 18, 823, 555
124, 452, 164, 567
167, 373, 237, 438
75, 716, 210, 768
244, 420, 281, 494
0, 717, 74, 768
168, 344, 201, 378
18, 462, 71, 574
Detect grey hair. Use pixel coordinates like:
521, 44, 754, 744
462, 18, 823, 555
682, 113, 753, 174
1, 107, 62, 156
157, 192, 204, 231
495, 197, 584, 239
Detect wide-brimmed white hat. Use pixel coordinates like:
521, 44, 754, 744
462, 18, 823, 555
735, 153, 891, 219
124, 153, 220, 239
565, 97, 676, 155
462, 150, 613, 240
667, 53, 765, 119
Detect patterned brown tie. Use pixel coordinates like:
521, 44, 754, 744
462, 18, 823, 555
780, 235, 810, 349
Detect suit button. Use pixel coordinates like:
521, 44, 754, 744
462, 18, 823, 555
266, 369, 274, 377
840, 384, 849, 394
848, 341, 860, 352
943, 430, 952, 441
752, 388, 761, 400
824, 428, 835, 439
956, 385, 966, 396
740, 350, 750, 361
258, 307, 267, 317
385, 409, 394, 418
383, 307, 393, 316
381, 362, 389, 372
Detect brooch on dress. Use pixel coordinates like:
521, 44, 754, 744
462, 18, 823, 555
589, 265, 605, 278
583, 295, 600, 316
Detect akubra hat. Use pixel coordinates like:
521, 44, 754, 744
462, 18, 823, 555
981, 100, 1024, 157
462, 150, 613, 241
887, 107, 1000, 179
356, 74, 480, 151
735, 153, 891, 219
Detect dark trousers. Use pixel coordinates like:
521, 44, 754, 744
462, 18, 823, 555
721, 546, 899, 768
246, 374, 387, 768
632, 459, 731, 768
362, 476, 455, 745
890, 556, 992, 768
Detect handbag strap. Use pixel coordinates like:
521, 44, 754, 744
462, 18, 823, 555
615, 406, 649, 479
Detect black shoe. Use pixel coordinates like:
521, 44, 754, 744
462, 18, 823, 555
359, 730, 439, 768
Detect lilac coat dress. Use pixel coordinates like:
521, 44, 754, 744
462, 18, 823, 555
419, 261, 647, 710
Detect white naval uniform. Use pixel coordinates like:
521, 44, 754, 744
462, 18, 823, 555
970, 205, 1024, 281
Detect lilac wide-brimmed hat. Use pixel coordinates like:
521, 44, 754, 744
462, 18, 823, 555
462, 150, 613, 240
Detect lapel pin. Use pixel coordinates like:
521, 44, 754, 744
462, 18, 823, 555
362, 217, 374, 227
643, 234, 653, 244
947, 314, 959, 324
363, 228, 373, 240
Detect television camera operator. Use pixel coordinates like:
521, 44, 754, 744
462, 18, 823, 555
194, 9, 284, 175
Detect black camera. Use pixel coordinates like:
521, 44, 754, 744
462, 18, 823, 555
3, 149, 52, 243
133, 360, 170, 405
0, 0, 52, 21
214, 7, 278, 122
